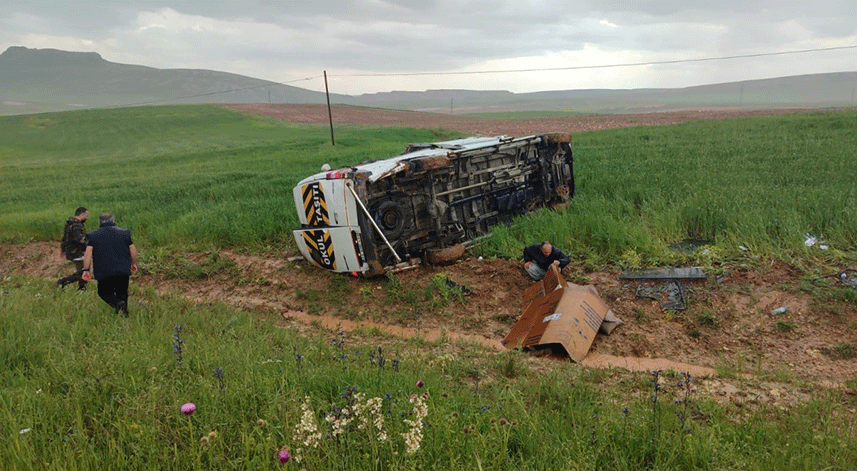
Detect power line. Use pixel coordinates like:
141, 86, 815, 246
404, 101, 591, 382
330, 44, 857, 78
104, 44, 856, 108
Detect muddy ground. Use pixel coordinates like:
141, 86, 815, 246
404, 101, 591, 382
5, 105, 856, 407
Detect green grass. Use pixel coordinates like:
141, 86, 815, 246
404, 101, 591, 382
0, 105, 461, 249
4, 104, 857, 468
481, 109, 857, 266
3, 106, 856, 268
2, 278, 856, 470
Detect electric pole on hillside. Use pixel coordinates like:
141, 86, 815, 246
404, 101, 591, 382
324, 70, 335, 146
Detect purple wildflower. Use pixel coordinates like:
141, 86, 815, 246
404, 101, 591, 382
181, 403, 196, 416
278, 446, 291, 463
416, 380, 425, 388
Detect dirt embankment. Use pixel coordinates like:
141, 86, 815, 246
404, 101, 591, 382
4, 237, 856, 393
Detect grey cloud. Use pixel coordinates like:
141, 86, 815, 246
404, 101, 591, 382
1, 0, 855, 93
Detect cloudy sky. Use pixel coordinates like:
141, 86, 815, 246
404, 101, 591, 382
1, 1, 855, 95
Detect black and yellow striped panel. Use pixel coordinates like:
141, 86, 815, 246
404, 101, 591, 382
301, 229, 337, 270
301, 182, 330, 226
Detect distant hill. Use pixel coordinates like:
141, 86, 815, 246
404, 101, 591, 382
1, 46, 856, 116
0, 46, 347, 115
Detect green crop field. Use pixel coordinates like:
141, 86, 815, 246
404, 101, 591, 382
2, 105, 857, 470
2, 105, 855, 266
0, 106, 460, 250
482, 110, 857, 268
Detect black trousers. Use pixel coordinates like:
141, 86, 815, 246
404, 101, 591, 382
57, 259, 88, 290
96, 275, 129, 311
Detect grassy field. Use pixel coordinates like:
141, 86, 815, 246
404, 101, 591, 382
2, 106, 855, 267
482, 110, 857, 268
2, 277, 856, 470
3, 105, 857, 469
0, 105, 459, 249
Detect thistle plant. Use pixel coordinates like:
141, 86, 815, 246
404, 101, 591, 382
672, 372, 699, 436
332, 331, 347, 366
647, 370, 703, 441
294, 349, 303, 371
213, 367, 225, 391
172, 325, 184, 364
650, 369, 663, 438
369, 346, 386, 369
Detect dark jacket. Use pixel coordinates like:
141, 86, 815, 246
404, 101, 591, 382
523, 243, 571, 271
61, 217, 87, 260
86, 222, 134, 280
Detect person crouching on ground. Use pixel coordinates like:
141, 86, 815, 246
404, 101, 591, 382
523, 240, 570, 281
81, 212, 138, 315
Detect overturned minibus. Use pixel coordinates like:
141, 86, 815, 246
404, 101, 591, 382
292, 133, 574, 276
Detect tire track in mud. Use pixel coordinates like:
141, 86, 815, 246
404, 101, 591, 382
280, 308, 717, 378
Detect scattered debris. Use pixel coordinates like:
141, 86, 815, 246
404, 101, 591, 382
636, 281, 688, 311
619, 267, 706, 280
804, 233, 829, 250
620, 267, 705, 311
839, 269, 857, 290
444, 278, 472, 296
503, 265, 622, 362
771, 307, 788, 315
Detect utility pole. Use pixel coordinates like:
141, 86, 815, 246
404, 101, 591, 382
324, 70, 335, 146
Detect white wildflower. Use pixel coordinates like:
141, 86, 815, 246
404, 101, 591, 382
400, 393, 428, 454
294, 396, 322, 455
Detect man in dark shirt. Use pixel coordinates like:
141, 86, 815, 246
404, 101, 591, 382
57, 206, 89, 290
81, 212, 138, 315
522, 240, 570, 281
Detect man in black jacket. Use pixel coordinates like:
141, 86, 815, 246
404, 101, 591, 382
522, 240, 570, 281
81, 213, 138, 315
57, 206, 89, 290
